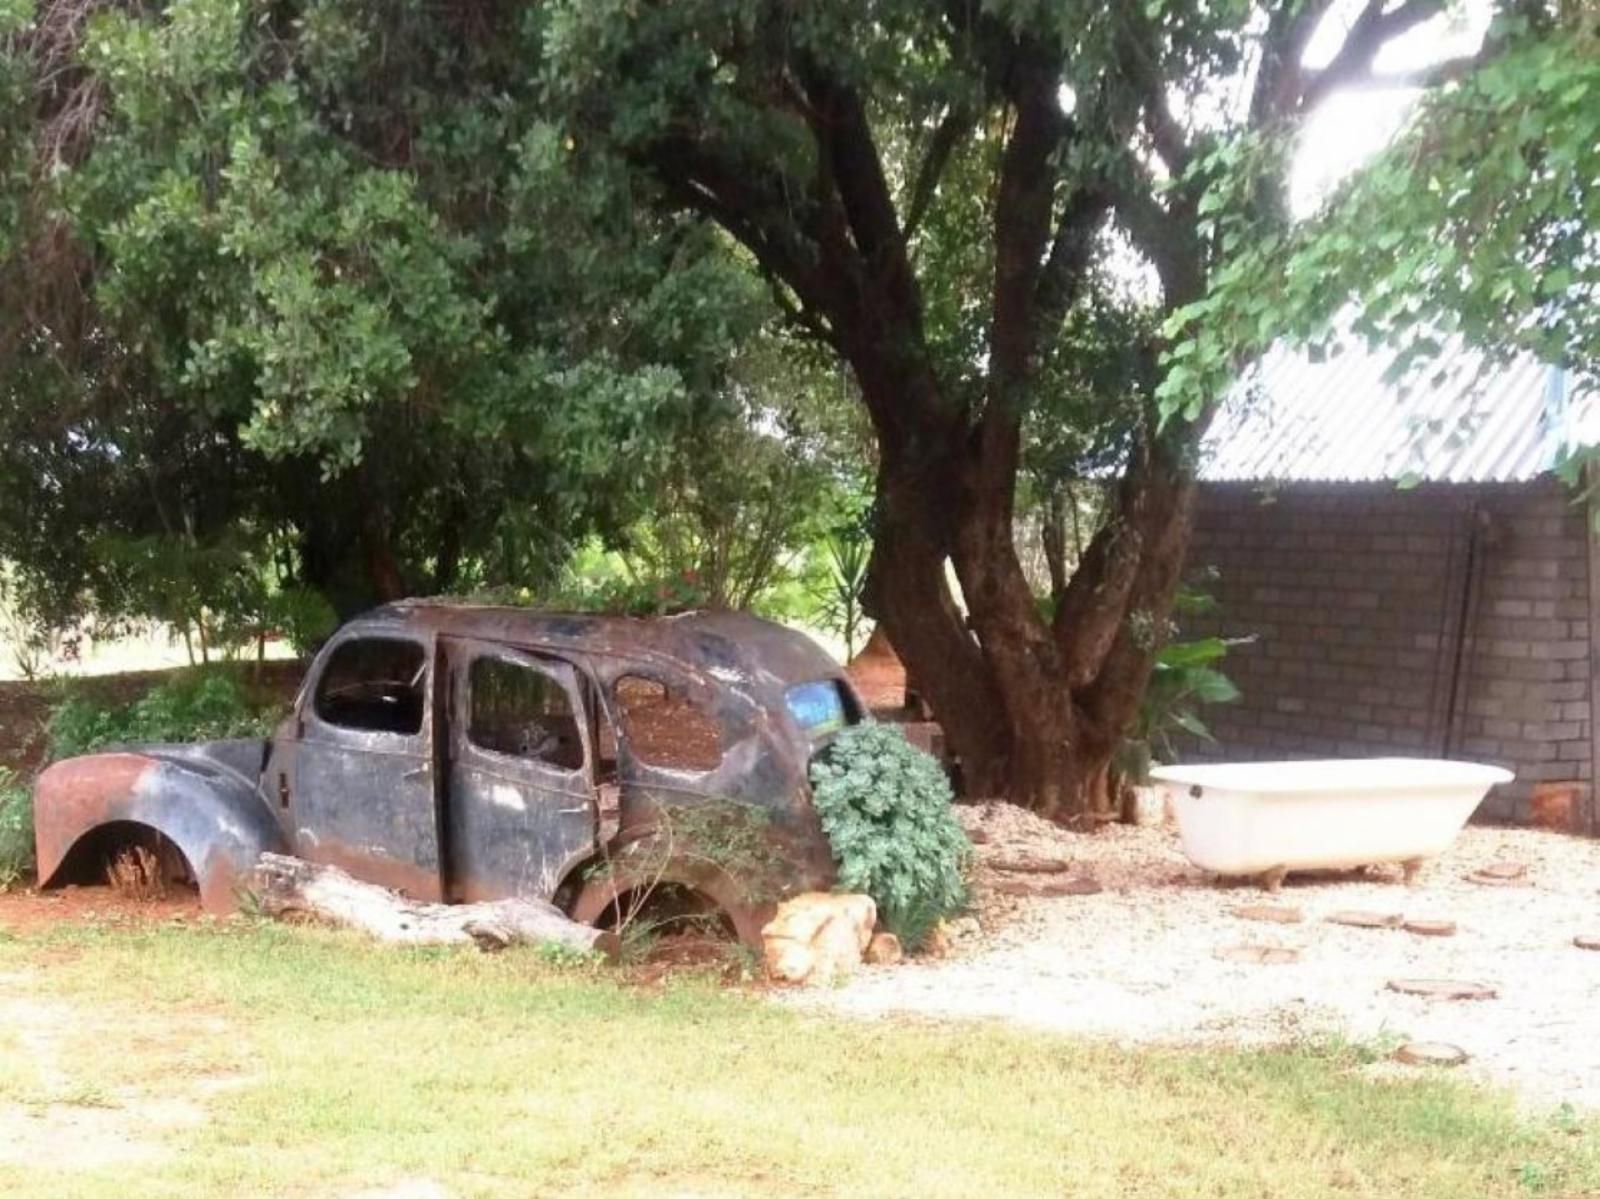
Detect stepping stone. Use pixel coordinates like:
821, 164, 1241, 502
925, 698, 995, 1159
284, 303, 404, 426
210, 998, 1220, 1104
1394, 1042, 1469, 1068
1575, 935, 1600, 952
1326, 910, 1403, 930
1386, 978, 1497, 1000
989, 875, 1102, 898
1466, 861, 1528, 887
1403, 919, 1457, 938
1230, 904, 1304, 924
1216, 945, 1300, 965
989, 856, 1076, 875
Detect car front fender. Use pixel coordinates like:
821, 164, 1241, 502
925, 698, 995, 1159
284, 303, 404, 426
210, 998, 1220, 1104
33, 749, 289, 913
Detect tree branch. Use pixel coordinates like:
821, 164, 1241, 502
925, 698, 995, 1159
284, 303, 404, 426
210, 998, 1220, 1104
1251, 0, 1339, 126
1033, 184, 1112, 346
988, 57, 1068, 398
903, 105, 972, 241
1300, 0, 1449, 112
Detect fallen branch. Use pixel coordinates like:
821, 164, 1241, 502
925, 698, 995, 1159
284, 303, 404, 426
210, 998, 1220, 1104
246, 853, 617, 959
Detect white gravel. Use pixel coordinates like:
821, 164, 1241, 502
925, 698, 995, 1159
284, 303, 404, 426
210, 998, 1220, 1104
790, 803, 1600, 1111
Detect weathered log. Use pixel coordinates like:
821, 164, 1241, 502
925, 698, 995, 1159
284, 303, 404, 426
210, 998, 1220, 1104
246, 853, 617, 958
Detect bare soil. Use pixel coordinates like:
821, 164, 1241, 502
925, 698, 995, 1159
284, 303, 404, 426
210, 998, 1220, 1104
796, 801, 1600, 1112
0, 884, 203, 934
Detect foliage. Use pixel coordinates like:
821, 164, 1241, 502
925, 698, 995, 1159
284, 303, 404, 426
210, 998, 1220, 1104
0, 765, 32, 888
1118, 586, 1247, 784
809, 511, 873, 659
590, 799, 791, 913
808, 724, 970, 950
47, 669, 283, 762
0, 0, 799, 631
1160, 9, 1598, 433
536, 0, 1561, 814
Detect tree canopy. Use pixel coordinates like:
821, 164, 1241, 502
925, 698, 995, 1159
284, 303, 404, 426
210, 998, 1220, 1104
0, 0, 1591, 813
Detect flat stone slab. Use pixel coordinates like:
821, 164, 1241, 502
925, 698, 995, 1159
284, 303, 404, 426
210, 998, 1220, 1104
1574, 935, 1600, 952
1230, 904, 1304, 924
1466, 861, 1529, 887
1402, 919, 1458, 938
988, 856, 1076, 875
1386, 978, 1498, 1001
1215, 945, 1300, 965
1326, 910, 1403, 930
989, 875, 1102, 898
1394, 1042, 1470, 1067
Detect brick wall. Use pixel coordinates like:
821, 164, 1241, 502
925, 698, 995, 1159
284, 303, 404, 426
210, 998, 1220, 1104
1182, 479, 1595, 829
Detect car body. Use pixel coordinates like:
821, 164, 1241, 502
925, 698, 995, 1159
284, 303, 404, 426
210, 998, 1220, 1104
33, 601, 863, 942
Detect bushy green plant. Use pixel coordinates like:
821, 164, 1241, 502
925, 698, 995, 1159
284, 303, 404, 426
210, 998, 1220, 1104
0, 767, 34, 889
808, 724, 970, 951
48, 671, 282, 762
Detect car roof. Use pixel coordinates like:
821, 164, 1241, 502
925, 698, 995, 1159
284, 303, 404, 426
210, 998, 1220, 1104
356, 600, 844, 691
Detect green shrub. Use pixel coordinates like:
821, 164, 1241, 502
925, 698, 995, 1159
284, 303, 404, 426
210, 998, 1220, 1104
0, 767, 33, 889
48, 670, 282, 762
808, 724, 971, 951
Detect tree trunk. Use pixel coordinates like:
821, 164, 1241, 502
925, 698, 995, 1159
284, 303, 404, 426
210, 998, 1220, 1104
247, 853, 618, 957
864, 409, 1196, 820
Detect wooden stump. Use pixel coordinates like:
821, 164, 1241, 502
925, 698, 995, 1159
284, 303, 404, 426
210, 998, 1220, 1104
1395, 1042, 1469, 1067
246, 853, 617, 958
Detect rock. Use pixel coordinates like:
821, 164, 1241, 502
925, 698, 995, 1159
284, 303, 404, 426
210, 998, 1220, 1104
967, 827, 990, 845
761, 892, 877, 985
1230, 904, 1304, 924
1385, 978, 1497, 1001
1326, 910, 1403, 930
1215, 944, 1300, 965
990, 874, 1102, 898
1574, 935, 1600, 952
865, 931, 903, 965
924, 921, 952, 957
1403, 919, 1457, 938
1394, 1042, 1469, 1068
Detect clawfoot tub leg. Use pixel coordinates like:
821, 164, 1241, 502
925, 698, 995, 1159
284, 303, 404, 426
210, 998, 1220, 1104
1260, 866, 1289, 893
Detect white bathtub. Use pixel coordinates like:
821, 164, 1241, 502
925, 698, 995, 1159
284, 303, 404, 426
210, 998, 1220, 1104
1149, 758, 1513, 887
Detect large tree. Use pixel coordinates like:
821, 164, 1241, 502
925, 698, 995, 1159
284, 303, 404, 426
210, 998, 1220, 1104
543, 0, 1557, 815
0, 0, 778, 627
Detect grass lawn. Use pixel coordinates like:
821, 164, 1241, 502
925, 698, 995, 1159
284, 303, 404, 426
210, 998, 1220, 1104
0, 919, 1595, 1198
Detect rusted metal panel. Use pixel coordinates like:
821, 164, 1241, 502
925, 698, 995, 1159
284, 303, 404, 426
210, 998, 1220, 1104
34, 748, 289, 912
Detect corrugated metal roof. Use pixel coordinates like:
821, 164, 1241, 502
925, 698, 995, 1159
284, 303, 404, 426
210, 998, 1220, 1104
1200, 340, 1591, 484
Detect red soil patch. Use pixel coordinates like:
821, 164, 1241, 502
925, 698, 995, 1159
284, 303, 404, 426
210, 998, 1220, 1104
0, 884, 202, 934
846, 627, 907, 711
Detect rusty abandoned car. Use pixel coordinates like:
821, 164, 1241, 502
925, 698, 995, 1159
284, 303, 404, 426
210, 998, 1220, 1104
32, 601, 864, 943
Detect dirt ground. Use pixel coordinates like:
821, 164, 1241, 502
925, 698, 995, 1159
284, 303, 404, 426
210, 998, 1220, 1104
793, 801, 1600, 1112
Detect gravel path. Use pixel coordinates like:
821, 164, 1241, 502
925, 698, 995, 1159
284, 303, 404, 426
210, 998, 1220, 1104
790, 804, 1600, 1111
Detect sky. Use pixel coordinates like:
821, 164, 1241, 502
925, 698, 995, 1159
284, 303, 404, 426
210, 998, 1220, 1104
1291, 0, 1493, 215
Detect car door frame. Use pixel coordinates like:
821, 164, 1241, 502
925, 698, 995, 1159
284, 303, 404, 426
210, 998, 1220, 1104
287, 625, 445, 900
442, 637, 599, 903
